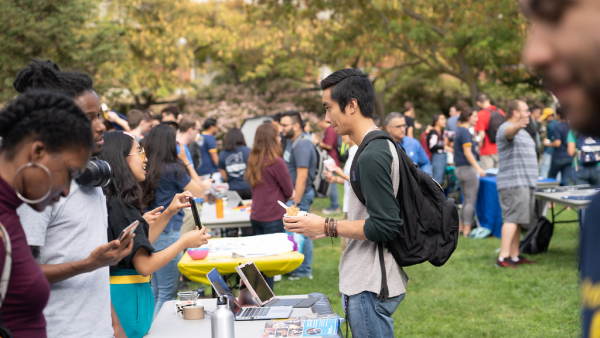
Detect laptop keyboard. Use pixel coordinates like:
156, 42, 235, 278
239, 307, 270, 318
267, 298, 302, 307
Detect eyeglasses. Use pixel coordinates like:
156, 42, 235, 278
128, 148, 146, 160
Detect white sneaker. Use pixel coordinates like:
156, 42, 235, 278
274, 275, 282, 282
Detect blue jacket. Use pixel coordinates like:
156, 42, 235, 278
397, 137, 432, 175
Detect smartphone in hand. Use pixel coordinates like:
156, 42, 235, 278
189, 198, 203, 230
118, 220, 139, 242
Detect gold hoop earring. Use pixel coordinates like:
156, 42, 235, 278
13, 162, 53, 205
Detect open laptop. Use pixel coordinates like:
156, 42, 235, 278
235, 262, 319, 308
206, 268, 292, 321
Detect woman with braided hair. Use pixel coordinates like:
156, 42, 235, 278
0, 90, 94, 337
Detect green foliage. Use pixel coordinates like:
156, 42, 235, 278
0, 0, 125, 101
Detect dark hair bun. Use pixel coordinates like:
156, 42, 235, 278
13, 59, 93, 98
0, 90, 93, 158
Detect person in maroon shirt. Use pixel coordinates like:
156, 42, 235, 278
0, 91, 96, 337
315, 114, 340, 214
246, 123, 294, 289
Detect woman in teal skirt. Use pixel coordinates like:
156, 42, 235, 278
98, 131, 211, 338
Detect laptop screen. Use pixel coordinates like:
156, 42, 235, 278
206, 268, 241, 314
239, 263, 275, 304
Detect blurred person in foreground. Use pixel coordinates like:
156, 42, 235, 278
522, 2, 600, 334
246, 123, 294, 289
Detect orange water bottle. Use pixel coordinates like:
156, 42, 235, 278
216, 193, 224, 219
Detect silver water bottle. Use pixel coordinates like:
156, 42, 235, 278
211, 296, 235, 338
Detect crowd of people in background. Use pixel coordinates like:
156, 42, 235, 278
0, 60, 585, 338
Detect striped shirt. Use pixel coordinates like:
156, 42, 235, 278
496, 122, 538, 190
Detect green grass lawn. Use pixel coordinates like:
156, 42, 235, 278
277, 185, 581, 337
186, 185, 581, 337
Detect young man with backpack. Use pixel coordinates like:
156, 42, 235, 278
475, 93, 506, 170
280, 110, 318, 280
495, 100, 538, 268
284, 68, 409, 337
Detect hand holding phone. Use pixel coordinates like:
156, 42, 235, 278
118, 220, 139, 242
189, 198, 203, 230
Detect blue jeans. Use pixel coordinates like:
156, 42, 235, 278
347, 291, 405, 337
573, 165, 600, 187
540, 152, 552, 178
328, 182, 340, 210
549, 157, 573, 186
251, 219, 285, 290
151, 229, 183, 317
287, 188, 315, 276
431, 152, 447, 184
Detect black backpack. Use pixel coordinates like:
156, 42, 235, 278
519, 216, 554, 255
350, 131, 459, 300
485, 107, 506, 144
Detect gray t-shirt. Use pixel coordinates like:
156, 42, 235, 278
496, 122, 538, 190
283, 136, 317, 192
17, 182, 113, 338
339, 139, 408, 298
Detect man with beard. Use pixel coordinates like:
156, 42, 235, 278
522, 1, 600, 336
13, 60, 134, 338
280, 110, 317, 280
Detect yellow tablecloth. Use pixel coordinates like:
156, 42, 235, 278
178, 251, 304, 285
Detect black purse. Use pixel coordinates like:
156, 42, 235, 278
0, 222, 14, 338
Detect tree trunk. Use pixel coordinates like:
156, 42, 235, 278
374, 90, 385, 121
455, 52, 479, 106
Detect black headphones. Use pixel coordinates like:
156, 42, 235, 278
76, 157, 112, 187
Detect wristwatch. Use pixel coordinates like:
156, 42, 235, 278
292, 201, 300, 207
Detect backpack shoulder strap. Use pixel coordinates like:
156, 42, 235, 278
291, 135, 312, 149
350, 130, 397, 206
0, 222, 12, 308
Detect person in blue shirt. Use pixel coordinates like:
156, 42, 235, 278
453, 107, 486, 237
385, 112, 431, 175
176, 116, 198, 166
140, 125, 207, 317
446, 105, 459, 134
218, 128, 252, 200
197, 118, 219, 177
545, 108, 573, 185
281, 111, 317, 280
